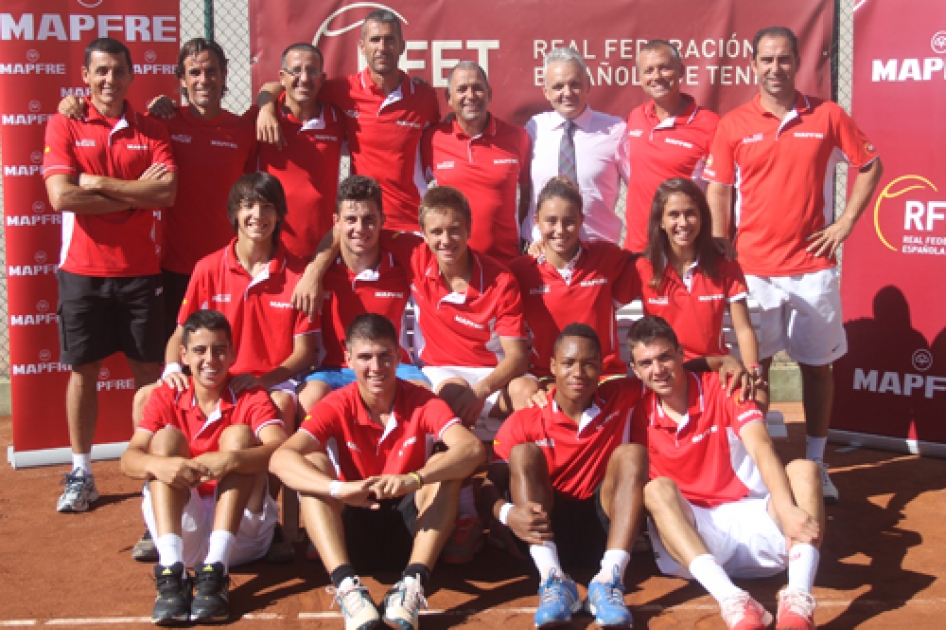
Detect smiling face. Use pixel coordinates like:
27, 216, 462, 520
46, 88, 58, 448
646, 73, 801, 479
421, 207, 471, 269
753, 35, 799, 101
236, 200, 278, 244
279, 49, 324, 108
82, 50, 133, 116
543, 60, 589, 120
660, 192, 702, 255
181, 327, 234, 392
180, 50, 225, 116
360, 19, 405, 78
536, 195, 582, 260
337, 199, 383, 258
346, 337, 399, 398
447, 66, 491, 127
638, 46, 682, 104
550, 335, 602, 407
629, 336, 685, 397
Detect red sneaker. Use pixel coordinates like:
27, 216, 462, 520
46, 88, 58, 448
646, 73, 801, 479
776, 589, 816, 629
440, 516, 484, 564
720, 591, 773, 630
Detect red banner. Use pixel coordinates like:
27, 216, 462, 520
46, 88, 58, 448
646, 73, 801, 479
832, 0, 946, 451
249, 0, 834, 124
0, 0, 180, 464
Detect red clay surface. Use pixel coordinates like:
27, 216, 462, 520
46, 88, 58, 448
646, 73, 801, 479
2, 403, 945, 628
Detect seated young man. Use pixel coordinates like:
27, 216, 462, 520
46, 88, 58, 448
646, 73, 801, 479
483, 324, 648, 628
297, 185, 537, 563
628, 316, 823, 630
120, 310, 289, 625
270, 314, 484, 630
298, 174, 430, 413
133, 171, 319, 563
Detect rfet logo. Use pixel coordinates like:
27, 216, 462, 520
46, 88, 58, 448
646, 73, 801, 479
873, 175, 946, 257
312, 2, 499, 86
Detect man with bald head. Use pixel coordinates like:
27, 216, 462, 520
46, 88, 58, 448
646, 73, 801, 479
623, 39, 719, 253
421, 61, 531, 264
524, 47, 629, 245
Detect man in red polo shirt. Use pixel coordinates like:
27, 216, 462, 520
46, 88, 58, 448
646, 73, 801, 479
258, 11, 440, 234
704, 26, 883, 503
484, 324, 647, 628
421, 61, 531, 264
629, 316, 823, 630
624, 40, 719, 253
122, 309, 289, 625
271, 314, 484, 630
44, 37, 178, 513
256, 43, 345, 259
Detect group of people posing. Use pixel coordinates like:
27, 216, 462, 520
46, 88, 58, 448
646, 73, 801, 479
42, 9, 882, 630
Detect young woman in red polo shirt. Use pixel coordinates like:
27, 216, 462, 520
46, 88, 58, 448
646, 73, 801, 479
636, 178, 765, 406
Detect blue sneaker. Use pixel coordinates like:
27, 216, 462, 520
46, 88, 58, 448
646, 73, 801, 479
586, 568, 633, 627
534, 569, 581, 628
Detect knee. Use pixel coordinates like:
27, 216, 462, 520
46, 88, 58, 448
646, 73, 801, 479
271, 391, 297, 429
218, 424, 256, 451
298, 380, 330, 414
643, 477, 681, 514
150, 427, 189, 457
303, 450, 337, 476
611, 443, 648, 484
509, 442, 544, 470
507, 377, 539, 409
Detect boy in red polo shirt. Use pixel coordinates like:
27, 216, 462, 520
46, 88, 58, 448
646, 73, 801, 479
628, 316, 824, 630
270, 314, 484, 630
121, 310, 289, 625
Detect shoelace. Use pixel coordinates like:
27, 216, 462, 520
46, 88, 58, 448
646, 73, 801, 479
720, 592, 755, 623
780, 590, 816, 616
599, 582, 625, 605
61, 472, 88, 488
395, 580, 428, 614
330, 582, 371, 617
539, 575, 571, 606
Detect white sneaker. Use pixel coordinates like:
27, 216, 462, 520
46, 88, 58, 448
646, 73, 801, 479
56, 468, 99, 513
383, 576, 427, 630
719, 591, 773, 629
332, 577, 380, 630
815, 460, 839, 504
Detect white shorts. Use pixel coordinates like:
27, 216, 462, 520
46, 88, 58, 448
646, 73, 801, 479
648, 497, 788, 579
142, 483, 278, 569
421, 366, 503, 416
268, 378, 299, 400
746, 268, 846, 365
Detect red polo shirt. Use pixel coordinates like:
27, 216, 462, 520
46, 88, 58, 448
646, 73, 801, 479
43, 98, 176, 277
300, 380, 459, 480
384, 232, 526, 367
637, 257, 748, 360
321, 249, 413, 367
493, 379, 647, 500
156, 106, 257, 274
703, 92, 878, 276
256, 95, 344, 259
635, 371, 766, 508
421, 115, 531, 264
138, 380, 282, 496
320, 69, 441, 232
178, 239, 319, 377
624, 96, 718, 253
509, 242, 640, 378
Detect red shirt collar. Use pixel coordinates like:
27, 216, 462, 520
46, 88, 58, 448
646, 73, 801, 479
750, 91, 811, 117
450, 114, 496, 140
224, 238, 288, 278
651, 371, 704, 434
359, 66, 411, 97
644, 94, 698, 126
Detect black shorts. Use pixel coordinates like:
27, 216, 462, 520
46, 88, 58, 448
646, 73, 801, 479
57, 270, 165, 366
161, 268, 190, 342
514, 485, 611, 567
342, 493, 418, 572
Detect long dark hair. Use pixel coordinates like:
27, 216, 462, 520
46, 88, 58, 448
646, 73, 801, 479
643, 178, 718, 288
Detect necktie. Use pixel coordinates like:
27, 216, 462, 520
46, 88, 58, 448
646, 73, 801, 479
558, 119, 577, 184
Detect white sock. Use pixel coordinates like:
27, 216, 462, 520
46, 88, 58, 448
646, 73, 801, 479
204, 530, 236, 571
787, 543, 819, 593
688, 554, 742, 603
457, 485, 477, 518
806, 436, 827, 462
530, 541, 563, 583
593, 549, 631, 585
72, 453, 92, 475
156, 533, 184, 567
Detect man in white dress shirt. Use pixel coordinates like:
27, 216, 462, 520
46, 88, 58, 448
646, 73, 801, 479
524, 47, 629, 245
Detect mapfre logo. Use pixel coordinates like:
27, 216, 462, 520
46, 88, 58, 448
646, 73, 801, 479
872, 175, 946, 257
311, 3, 499, 87
871, 30, 946, 82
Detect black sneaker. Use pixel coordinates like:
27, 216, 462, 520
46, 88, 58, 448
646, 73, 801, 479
190, 562, 230, 623
133, 528, 159, 562
152, 562, 192, 626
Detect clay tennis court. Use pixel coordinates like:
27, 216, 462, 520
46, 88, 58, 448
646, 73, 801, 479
2, 403, 944, 629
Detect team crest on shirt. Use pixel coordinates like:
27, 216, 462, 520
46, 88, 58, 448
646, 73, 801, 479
628, 129, 643, 137
741, 133, 764, 145
648, 297, 669, 305
534, 438, 555, 448
211, 294, 231, 303
75, 139, 95, 147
